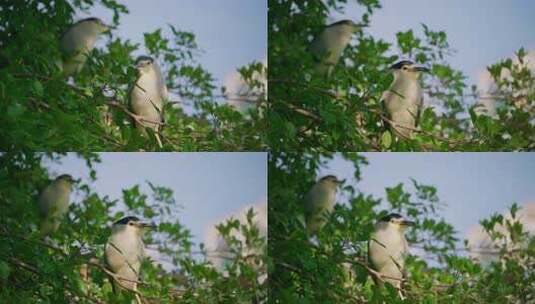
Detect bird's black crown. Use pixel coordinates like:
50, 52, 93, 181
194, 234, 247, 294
114, 216, 141, 225
56, 174, 73, 181
135, 56, 154, 64
328, 20, 356, 27
390, 60, 414, 70
320, 175, 339, 182
379, 213, 404, 222
77, 17, 103, 24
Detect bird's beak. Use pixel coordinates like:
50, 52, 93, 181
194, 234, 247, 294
337, 179, 346, 185
413, 66, 430, 72
139, 222, 157, 229
102, 24, 114, 37
400, 220, 415, 226
353, 23, 364, 33
104, 23, 115, 31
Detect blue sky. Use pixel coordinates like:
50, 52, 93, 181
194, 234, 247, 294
321, 153, 535, 240
44, 153, 267, 249
83, 0, 266, 89
331, 0, 535, 85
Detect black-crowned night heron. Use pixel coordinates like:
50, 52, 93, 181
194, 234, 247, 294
129, 55, 169, 148
368, 213, 414, 298
38, 174, 75, 236
58, 17, 111, 77
381, 60, 429, 138
105, 216, 155, 301
304, 175, 344, 235
308, 20, 361, 77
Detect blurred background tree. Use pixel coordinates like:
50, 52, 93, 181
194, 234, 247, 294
268, 0, 534, 151
0, 152, 267, 303
268, 152, 535, 303
0, 0, 267, 151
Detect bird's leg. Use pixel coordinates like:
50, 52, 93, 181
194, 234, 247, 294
135, 292, 142, 304
155, 134, 163, 149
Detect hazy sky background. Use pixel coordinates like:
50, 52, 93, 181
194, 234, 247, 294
321, 153, 535, 241
45, 153, 267, 249
81, 0, 266, 90
330, 0, 535, 85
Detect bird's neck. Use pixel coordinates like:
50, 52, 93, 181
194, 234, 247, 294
391, 74, 420, 93
136, 71, 158, 85
111, 226, 142, 241
54, 180, 72, 193
374, 222, 402, 236
393, 71, 419, 83
325, 27, 353, 48
316, 181, 337, 193
76, 24, 101, 48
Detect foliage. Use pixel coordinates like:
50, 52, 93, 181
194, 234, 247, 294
0, 0, 266, 151
0, 152, 267, 303
268, 152, 535, 303
268, 0, 534, 151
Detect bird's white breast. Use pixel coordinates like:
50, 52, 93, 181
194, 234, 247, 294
105, 230, 144, 273
130, 72, 165, 129
383, 75, 422, 137
369, 225, 408, 272
385, 77, 421, 112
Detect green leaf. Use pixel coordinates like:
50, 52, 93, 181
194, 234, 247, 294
380, 131, 392, 149
31, 80, 44, 97
0, 261, 10, 281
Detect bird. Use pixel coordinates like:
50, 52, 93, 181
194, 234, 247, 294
368, 213, 414, 298
129, 55, 169, 148
381, 60, 429, 138
58, 17, 111, 77
308, 20, 361, 77
303, 175, 343, 236
38, 174, 75, 236
104, 216, 155, 300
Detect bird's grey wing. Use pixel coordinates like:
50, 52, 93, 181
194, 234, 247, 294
303, 187, 320, 217
379, 92, 391, 127
158, 72, 169, 102
104, 247, 121, 293
38, 185, 54, 218
380, 90, 390, 111
415, 95, 423, 127
151, 63, 167, 124
367, 238, 382, 286
126, 81, 138, 126
157, 73, 167, 124
59, 27, 79, 58
307, 31, 329, 60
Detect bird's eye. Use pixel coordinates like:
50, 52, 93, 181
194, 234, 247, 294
147, 61, 152, 65
128, 222, 134, 226
402, 66, 408, 70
